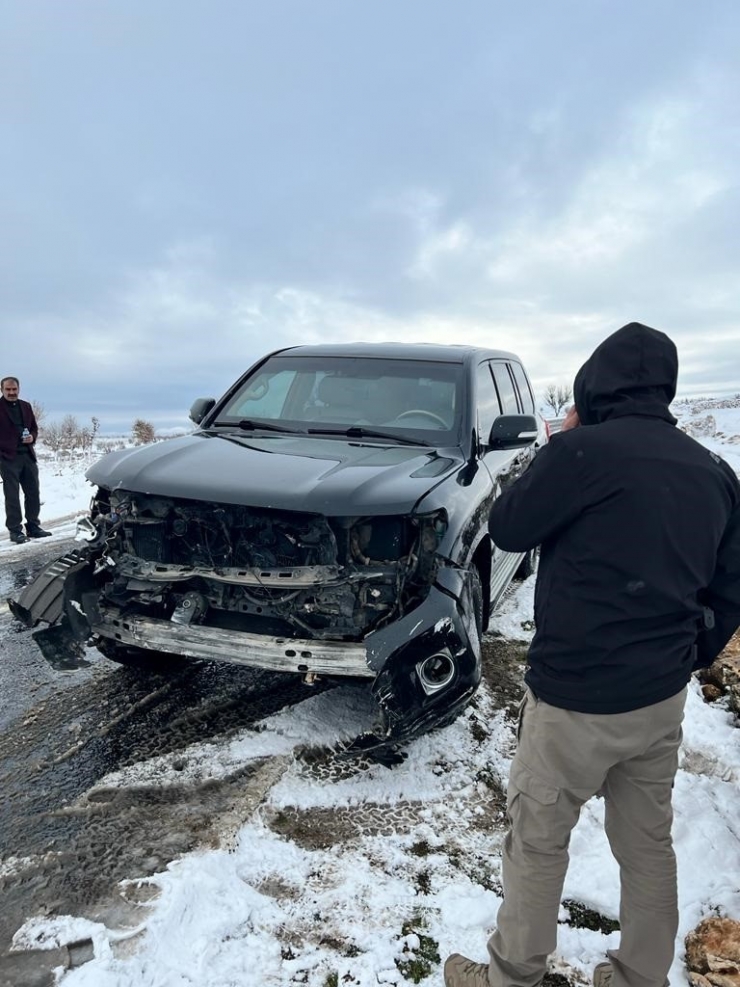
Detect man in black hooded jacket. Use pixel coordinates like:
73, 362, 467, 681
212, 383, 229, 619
444, 323, 740, 987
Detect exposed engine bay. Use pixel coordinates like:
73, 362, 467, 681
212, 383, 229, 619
10, 488, 485, 760
85, 488, 446, 643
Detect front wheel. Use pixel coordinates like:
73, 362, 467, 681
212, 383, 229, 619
94, 637, 185, 673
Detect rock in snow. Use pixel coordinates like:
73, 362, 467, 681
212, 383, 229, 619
701, 633, 740, 715
685, 917, 740, 987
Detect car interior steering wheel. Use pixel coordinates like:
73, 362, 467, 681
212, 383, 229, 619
393, 409, 448, 428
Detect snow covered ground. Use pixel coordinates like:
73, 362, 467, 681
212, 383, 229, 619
3, 400, 740, 987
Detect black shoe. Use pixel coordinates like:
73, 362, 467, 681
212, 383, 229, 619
26, 526, 52, 539
9, 530, 27, 544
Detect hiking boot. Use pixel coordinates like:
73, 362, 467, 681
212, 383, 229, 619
444, 953, 490, 987
26, 526, 52, 538
594, 963, 613, 987
9, 530, 27, 544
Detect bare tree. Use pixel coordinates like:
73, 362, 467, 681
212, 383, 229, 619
38, 414, 95, 455
59, 413, 82, 452
100, 439, 126, 454
77, 416, 103, 454
79, 426, 93, 451
42, 421, 63, 453
132, 419, 156, 445
542, 383, 573, 417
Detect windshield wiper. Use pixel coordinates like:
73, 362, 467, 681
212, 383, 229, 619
307, 426, 430, 446
212, 419, 304, 434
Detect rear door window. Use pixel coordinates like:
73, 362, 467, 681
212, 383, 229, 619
510, 362, 535, 414
491, 363, 520, 415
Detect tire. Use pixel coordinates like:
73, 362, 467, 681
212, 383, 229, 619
94, 637, 185, 673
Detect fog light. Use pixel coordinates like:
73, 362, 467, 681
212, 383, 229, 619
416, 651, 455, 694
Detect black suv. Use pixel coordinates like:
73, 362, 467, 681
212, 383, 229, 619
12, 343, 547, 753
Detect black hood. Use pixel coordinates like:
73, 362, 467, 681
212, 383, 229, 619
573, 322, 678, 426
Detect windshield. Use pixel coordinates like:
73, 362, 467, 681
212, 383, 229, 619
216, 355, 464, 442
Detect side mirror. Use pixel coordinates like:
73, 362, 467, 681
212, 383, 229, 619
189, 397, 216, 425
489, 415, 539, 450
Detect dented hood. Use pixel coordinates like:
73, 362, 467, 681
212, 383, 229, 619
86, 432, 462, 515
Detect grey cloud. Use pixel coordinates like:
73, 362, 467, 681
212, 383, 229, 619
2, 0, 740, 426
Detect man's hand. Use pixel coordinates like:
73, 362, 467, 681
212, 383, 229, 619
561, 405, 580, 432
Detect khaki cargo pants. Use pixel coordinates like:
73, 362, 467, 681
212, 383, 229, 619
486, 686, 687, 987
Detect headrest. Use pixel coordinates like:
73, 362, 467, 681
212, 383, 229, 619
317, 376, 358, 406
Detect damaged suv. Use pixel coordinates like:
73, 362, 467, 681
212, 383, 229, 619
12, 343, 546, 753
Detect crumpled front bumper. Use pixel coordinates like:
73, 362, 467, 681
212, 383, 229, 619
9, 550, 482, 750
89, 606, 374, 678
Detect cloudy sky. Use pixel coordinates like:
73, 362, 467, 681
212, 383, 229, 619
2, 0, 739, 431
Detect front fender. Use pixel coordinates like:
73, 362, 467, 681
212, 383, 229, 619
365, 565, 482, 741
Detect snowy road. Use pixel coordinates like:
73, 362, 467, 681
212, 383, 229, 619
1, 417, 738, 986
0, 545, 336, 954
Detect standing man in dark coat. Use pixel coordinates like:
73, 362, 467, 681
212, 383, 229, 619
0, 376, 52, 544
444, 323, 740, 987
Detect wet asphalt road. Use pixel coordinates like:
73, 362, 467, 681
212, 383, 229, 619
0, 537, 329, 953
0, 538, 99, 733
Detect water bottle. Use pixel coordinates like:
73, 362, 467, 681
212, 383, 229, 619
21, 427, 30, 442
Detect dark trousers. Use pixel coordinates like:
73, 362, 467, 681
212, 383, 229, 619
0, 453, 41, 533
